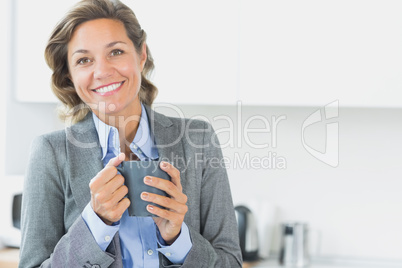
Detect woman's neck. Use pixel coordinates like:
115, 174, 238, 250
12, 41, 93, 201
95, 99, 142, 158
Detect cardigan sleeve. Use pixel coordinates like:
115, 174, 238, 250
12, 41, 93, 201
19, 135, 119, 268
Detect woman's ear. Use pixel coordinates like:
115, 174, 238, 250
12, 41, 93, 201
65, 72, 75, 87
66, 73, 72, 83
140, 42, 147, 71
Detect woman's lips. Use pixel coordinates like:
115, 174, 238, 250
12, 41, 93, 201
92, 81, 124, 96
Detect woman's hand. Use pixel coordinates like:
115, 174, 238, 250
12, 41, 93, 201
141, 161, 188, 244
89, 153, 130, 225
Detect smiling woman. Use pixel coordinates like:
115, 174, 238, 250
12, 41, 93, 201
67, 19, 146, 120
44, 0, 157, 124
20, 0, 242, 267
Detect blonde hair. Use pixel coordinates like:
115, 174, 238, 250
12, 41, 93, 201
45, 0, 157, 123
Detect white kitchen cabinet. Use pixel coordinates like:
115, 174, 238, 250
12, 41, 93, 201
14, 0, 402, 107
131, 0, 239, 105
15, 0, 75, 103
237, 0, 402, 107
15, 0, 238, 105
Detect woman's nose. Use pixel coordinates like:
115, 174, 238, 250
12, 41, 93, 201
93, 59, 114, 80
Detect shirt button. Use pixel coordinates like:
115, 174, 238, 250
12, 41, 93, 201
147, 249, 154, 255
104, 235, 111, 242
165, 252, 171, 257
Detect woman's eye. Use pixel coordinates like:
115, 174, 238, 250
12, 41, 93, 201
77, 58, 91, 65
110, 49, 124, 56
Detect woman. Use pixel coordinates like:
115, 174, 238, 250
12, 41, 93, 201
19, 0, 242, 267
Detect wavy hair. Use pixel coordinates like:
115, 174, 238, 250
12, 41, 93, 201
45, 0, 157, 123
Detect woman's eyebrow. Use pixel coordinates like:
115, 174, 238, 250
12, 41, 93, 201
106, 41, 127, 48
72, 41, 127, 56
72, 49, 89, 56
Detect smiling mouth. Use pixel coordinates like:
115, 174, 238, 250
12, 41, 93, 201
93, 81, 124, 93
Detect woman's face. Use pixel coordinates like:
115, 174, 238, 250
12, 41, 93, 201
67, 18, 147, 118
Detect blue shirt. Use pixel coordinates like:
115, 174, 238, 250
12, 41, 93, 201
82, 103, 192, 267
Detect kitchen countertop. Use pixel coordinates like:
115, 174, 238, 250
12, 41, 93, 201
0, 248, 19, 268
244, 258, 402, 268
2, 247, 402, 268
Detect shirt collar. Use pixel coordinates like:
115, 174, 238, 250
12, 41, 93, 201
92, 102, 158, 160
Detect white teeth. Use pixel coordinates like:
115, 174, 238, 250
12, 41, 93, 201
95, 82, 122, 93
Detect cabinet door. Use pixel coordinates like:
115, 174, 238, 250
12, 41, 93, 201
15, 0, 238, 105
15, 0, 76, 102
238, 0, 402, 107
131, 0, 238, 105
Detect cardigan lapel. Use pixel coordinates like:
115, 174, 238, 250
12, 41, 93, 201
144, 104, 186, 171
66, 113, 103, 211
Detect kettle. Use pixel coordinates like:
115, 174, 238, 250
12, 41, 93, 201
234, 205, 259, 261
279, 222, 310, 267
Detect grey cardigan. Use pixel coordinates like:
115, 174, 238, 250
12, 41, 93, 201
20, 105, 242, 268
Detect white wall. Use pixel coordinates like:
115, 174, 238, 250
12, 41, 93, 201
1, 88, 402, 261
0, 0, 10, 181
156, 104, 402, 262
0, 0, 12, 248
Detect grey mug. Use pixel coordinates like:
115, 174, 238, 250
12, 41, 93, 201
117, 160, 171, 217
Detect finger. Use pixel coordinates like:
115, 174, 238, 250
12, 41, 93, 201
93, 185, 129, 221
106, 174, 125, 194
106, 153, 125, 168
159, 161, 182, 191
90, 166, 119, 190
144, 176, 187, 204
96, 175, 125, 202
141, 192, 188, 214
111, 185, 129, 205
147, 204, 184, 225
90, 153, 126, 189
92, 181, 127, 209
106, 197, 130, 223
117, 197, 131, 213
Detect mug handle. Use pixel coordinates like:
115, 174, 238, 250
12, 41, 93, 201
116, 166, 123, 174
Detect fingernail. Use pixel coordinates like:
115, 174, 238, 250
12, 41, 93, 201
161, 161, 168, 168
141, 192, 149, 200
147, 205, 154, 211
144, 176, 152, 184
